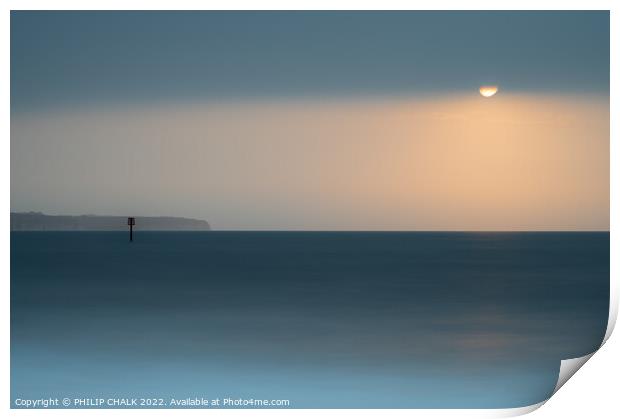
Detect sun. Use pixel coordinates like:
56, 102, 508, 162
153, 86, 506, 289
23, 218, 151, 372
479, 85, 499, 98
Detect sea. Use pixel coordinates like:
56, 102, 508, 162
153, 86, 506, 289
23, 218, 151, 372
10, 231, 609, 408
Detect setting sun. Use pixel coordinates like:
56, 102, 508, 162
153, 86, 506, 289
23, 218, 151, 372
479, 85, 499, 97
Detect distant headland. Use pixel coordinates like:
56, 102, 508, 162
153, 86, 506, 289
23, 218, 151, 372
10, 212, 210, 231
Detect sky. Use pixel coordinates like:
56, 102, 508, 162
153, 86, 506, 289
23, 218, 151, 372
10, 11, 610, 230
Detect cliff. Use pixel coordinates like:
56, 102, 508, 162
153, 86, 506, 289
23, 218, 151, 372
10, 212, 210, 231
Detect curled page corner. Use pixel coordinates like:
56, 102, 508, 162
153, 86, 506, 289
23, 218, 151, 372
493, 401, 547, 417
489, 352, 598, 419
544, 294, 618, 402
553, 352, 596, 395
603, 297, 618, 344
516, 301, 616, 414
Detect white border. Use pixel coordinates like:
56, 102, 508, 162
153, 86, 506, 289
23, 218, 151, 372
2, 2, 617, 418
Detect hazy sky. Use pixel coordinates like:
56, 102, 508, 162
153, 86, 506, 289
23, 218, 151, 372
11, 11, 609, 230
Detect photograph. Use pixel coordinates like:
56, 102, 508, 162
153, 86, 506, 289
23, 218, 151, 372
9, 9, 611, 411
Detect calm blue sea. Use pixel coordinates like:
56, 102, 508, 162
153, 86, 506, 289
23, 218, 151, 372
11, 232, 609, 408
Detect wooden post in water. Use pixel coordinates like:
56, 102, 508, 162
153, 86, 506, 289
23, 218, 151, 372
128, 217, 135, 242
